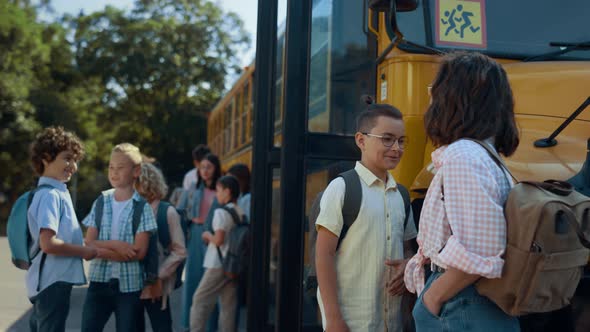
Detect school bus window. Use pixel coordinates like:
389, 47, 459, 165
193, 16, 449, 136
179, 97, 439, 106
241, 106, 247, 145
215, 125, 219, 155
218, 109, 223, 156
223, 107, 227, 154
210, 126, 214, 154
240, 83, 245, 146
210, 115, 214, 154
214, 117, 218, 156
241, 82, 249, 145
307, 0, 375, 134
221, 112, 224, 151
215, 116, 220, 155
395, 0, 590, 60
248, 77, 254, 143
230, 99, 233, 153
233, 97, 238, 150
275, 33, 285, 129
225, 100, 232, 154
274, 79, 283, 126
236, 90, 243, 148
219, 109, 223, 156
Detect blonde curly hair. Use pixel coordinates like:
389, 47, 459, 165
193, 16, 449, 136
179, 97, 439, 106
135, 162, 168, 202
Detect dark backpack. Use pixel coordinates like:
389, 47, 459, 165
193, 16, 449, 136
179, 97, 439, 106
304, 169, 411, 294
155, 201, 190, 289
216, 205, 249, 280
7, 184, 59, 270
94, 195, 158, 285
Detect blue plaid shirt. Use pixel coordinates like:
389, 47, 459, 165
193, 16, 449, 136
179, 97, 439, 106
82, 189, 157, 293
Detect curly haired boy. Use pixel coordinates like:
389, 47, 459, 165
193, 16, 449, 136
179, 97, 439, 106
27, 126, 97, 332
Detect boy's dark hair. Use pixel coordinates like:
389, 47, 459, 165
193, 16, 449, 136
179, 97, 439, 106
192, 144, 211, 162
217, 175, 241, 203
355, 95, 403, 132
227, 163, 251, 194
425, 52, 519, 156
30, 126, 85, 176
197, 153, 221, 190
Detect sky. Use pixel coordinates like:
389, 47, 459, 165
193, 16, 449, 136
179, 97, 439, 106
47, 0, 288, 70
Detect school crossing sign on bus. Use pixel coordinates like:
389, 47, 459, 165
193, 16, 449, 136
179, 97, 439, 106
435, 0, 487, 49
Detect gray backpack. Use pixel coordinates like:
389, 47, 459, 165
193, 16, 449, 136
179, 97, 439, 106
304, 169, 411, 294
217, 206, 249, 280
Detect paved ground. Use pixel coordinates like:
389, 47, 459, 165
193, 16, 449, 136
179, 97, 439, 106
0, 237, 184, 332
8, 234, 590, 332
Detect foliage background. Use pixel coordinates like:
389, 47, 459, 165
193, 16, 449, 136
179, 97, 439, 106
0, 0, 250, 232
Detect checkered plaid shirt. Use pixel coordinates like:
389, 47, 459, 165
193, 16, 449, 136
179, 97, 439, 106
405, 140, 513, 295
83, 189, 157, 293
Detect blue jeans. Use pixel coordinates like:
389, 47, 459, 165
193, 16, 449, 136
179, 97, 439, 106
413, 271, 520, 332
81, 281, 143, 332
29, 281, 73, 332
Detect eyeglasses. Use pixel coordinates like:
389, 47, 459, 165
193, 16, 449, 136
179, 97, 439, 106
361, 133, 407, 149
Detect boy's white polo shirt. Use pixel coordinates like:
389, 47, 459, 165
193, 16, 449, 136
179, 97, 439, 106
316, 161, 417, 332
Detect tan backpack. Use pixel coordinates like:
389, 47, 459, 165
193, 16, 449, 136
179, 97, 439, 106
471, 140, 590, 316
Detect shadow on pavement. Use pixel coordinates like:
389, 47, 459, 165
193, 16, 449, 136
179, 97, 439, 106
6, 286, 185, 332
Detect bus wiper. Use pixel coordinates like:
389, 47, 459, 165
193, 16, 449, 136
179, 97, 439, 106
524, 41, 590, 62
535, 96, 590, 148
376, 37, 444, 65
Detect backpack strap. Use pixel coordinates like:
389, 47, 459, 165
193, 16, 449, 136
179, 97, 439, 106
94, 195, 145, 235
131, 198, 147, 235
216, 206, 242, 261
337, 169, 362, 249
94, 195, 105, 232
336, 170, 410, 246
28, 184, 57, 260
398, 184, 411, 230
157, 201, 172, 249
29, 184, 62, 292
465, 139, 518, 183
220, 206, 242, 226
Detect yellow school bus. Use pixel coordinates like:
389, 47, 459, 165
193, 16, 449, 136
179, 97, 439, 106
209, 0, 589, 194
208, 0, 589, 328
370, 1, 590, 199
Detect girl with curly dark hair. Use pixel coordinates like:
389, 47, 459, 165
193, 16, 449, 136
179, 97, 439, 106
405, 52, 520, 331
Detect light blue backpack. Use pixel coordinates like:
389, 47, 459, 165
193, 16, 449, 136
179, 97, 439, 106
7, 184, 56, 270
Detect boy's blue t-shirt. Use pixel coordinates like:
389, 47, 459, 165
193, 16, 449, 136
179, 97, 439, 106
26, 176, 87, 299
82, 189, 157, 293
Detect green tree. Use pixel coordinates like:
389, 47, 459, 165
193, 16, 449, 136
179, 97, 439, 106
0, 0, 113, 223
70, 0, 250, 186
0, 0, 48, 225
0, 0, 249, 229
28, 19, 113, 216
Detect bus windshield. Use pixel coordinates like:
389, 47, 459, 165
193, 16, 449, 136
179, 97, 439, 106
395, 0, 590, 60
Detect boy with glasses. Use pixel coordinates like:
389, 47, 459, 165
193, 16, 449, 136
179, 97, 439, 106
315, 102, 417, 332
